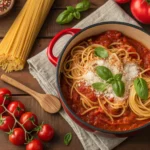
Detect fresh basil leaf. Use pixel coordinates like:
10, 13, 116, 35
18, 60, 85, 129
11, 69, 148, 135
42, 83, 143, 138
114, 74, 122, 81
56, 10, 74, 25
134, 78, 148, 100
95, 47, 108, 58
64, 132, 72, 146
112, 80, 125, 97
92, 82, 108, 92
66, 6, 75, 12
75, 0, 90, 12
106, 78, 115, 84
73, 11, 81, 19
96, 66, 113, 81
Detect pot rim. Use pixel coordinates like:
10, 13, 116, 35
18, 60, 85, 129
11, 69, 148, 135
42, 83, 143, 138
56, 21, 150, 135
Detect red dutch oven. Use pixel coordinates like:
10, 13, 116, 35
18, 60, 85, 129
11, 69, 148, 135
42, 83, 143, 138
47, 22, 150, 137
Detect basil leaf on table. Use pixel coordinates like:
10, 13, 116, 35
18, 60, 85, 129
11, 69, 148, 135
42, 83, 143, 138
64, 132, 72, 146
73, 11, 81, 19
95, 47, 109, 58
56, 0, 91, 25
134, 78, 148, 100
56, 10, 74, 25
112, 80, 125, 97
66, 6, 75, 12
96, 66, 113, 81
76, 0, 90, 12
92, 82, 108, 92
114, 74, 122, 81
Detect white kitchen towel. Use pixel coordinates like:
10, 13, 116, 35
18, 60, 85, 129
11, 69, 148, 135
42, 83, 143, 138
28, 0, 140, 150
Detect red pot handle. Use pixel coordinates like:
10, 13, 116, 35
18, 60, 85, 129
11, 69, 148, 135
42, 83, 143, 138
47, 28, 81, 66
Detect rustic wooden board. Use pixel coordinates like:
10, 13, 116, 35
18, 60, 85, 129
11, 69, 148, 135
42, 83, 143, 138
0, 0, 150, 150
12, 0, 106, 9
0, 1, 150, 38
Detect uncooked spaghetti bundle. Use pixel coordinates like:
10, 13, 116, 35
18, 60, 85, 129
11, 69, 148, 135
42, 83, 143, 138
0, 0, 54, 72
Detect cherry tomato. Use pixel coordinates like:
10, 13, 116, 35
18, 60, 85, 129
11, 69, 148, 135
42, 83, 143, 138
20, 112, 38, 131
26, 139, 43, 150
37, 124, 54, 141
115, 0, 130, 3
0, 88, 11, 106
0, 106, 4, 114
9, 128, 26, 145
0, 116, 15, 132
7, 101, 25, 118
131, 0, 150, 24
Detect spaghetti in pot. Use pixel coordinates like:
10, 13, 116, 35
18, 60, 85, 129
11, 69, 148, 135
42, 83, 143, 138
129, 68, 150, 121
61, 30, 150, 131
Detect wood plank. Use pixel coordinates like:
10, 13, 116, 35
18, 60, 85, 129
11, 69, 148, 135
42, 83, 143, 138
0, 96, 83, 150
0, 9, 97, 38
1, 0, 150, 38
1, 0, 150, 150
0, 0, 107, 38
114, 127, 150, 150
14, 0, 107, 9
0, 39, 51, 94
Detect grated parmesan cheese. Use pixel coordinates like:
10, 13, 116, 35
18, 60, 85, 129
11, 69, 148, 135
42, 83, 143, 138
82, 54, 139, 102
83, 71, 103, 85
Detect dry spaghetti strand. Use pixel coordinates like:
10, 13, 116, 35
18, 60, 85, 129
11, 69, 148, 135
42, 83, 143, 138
129, 68, 150, 120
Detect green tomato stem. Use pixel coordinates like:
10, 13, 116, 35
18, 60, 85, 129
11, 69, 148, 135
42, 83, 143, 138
146, 0, 150, 4
2, 105, 30, 141
0, 97, 32, 142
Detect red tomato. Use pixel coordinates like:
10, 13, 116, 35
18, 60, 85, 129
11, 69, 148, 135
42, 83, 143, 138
37, 124, 54, 141
7, 101, 25, 118
26, 139, 43, 150
131, 0, 150, 24
0, 106, 4, 114
9, 128, 26, 146
0, 116, 15, 132
115, 0, 130, 3
0, 88, 11, 106
20, 112, 38, 131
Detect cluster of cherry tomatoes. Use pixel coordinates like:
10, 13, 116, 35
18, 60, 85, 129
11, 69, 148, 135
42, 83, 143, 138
0, 88, 54, 150
115, 0, 150, 24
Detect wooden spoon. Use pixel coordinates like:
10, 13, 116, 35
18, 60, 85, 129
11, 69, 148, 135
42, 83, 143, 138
1, 74, 61, 114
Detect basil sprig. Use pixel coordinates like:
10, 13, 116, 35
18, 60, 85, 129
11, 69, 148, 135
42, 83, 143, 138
56, 10, 74, 25
64, 132, 72, 146
95, 47, 109, 58
112, 80, 125, 97
56, 0, 90, 25
73, 11, 81, 19
134, 78, 148, 100
106, 77, 114, 84
106, 74, 122, 84
76, 0, 90, 12
94, 66, 125, 97
67, 6, 75, 12
92, 82, 108, 92
114, 74, 122, 81
96, 66, 113, 81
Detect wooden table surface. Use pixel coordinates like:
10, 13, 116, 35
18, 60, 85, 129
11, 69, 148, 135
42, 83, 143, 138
0, 0, 150, 150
